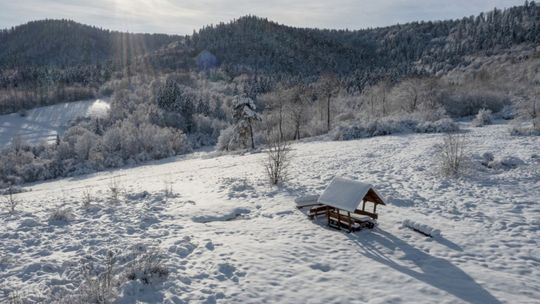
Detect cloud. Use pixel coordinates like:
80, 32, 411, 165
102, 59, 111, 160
0, 0, 527, 34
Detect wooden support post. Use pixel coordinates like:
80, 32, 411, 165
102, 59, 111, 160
362, 200, 366, 211
373, 203, 377, 214
337, 209, 341, 230
326, 207, 330, 226
348, 211, 352, 232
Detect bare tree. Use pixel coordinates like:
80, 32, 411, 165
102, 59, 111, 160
376, 79, 392, 116
288, 85, 309, 140
317, 74, 340, 132
397, 77, 423, 113
264, 130, 292, 185
260, 84, 289, 140
524, 81, 539, 129
419, 77, 443, 120
362, 80, 392, 118
363, 85, 378, 119
276, 89, 286, 140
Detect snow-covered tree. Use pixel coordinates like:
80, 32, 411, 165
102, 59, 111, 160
259, 84, 292, 140
157, 79, 196, 132
394, 77, 424, 113
232, 95, 261, 150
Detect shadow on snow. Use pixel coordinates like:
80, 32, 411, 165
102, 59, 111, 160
349, 228, 501, 304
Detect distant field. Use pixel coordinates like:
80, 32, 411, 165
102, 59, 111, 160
0, 99, 109, 148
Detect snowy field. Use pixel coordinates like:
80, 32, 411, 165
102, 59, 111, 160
0, 99, 109, 148
1, 122, 539, 303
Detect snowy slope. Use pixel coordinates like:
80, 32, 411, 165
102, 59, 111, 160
1, 122, 539, 303
0, 99, 109, 148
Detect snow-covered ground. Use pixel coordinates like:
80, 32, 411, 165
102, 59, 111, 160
0, 99, 109, 148
1, 122, 539, 303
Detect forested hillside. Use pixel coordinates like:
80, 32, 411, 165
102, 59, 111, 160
0, 19, 180, 68
188, 2, 540, 80
1, 2, 539, 102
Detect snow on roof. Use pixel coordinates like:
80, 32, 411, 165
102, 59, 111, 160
294, 195, 320, 207
318, 177, 379, 212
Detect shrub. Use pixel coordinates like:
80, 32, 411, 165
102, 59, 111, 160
48, 206, 74, 222
216, 126, 235, 151
217, 125, 249, 151
264, 131, 292, 185
472, 108, 493, 127
333, 116, 459, 141
3, 184, 19, 214
415, 118, 459, 133
442, 91, 508, 117
499, 104, 515, 120
125, 250, 169, 285
436, 133, 468, 177
509, 122, 540, 136
108, 177, 121, 204
81, 188, 93, 209
52, 247, 171, 303
163, 180, 175, 198
61, 250, 119, 304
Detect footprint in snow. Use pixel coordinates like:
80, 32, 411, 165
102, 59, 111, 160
169, 236, 197, 258
215, 262, 246, 282
310, 263, 331, 272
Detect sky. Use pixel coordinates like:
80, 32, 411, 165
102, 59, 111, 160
0, 0, 528, 34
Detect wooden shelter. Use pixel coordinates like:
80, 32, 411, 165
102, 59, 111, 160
299, 177, 386, 232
